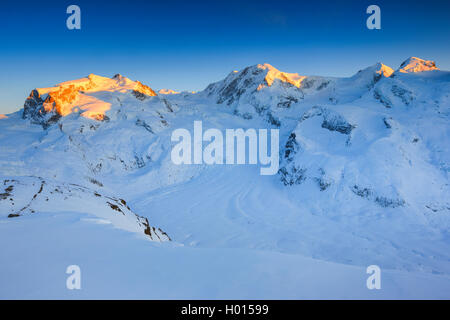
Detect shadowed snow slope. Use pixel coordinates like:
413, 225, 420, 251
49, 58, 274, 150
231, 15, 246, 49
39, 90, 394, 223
0, 57, 449, 298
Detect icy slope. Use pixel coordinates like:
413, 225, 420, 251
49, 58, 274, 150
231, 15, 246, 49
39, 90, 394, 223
0, 176, 170, 241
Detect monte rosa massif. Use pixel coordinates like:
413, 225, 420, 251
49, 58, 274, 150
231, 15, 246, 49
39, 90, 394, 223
0, 57, 449, 299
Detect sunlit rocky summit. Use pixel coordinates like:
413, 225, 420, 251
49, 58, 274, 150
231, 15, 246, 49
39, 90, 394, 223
23, 73, 157, 127
0, 57, 449, 298
396, 56, 440, 73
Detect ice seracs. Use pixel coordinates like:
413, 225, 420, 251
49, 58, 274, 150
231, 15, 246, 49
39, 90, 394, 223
397, 57, 439, 73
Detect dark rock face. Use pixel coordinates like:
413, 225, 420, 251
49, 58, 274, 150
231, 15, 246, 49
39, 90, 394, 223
131, 83, 157, 101
23, 90, 44, 119
277, 96, 298, 108
277, 106, 356, 188
279, 166, 307, 186
22, 75, 158, 129
132, 90, 149, 101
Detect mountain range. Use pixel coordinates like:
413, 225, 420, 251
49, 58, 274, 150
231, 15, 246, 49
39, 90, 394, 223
0, 56, 449, 299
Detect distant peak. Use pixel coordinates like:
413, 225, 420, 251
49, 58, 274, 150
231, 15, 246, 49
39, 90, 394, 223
397, 57, 439, 73
374, 62, 394, 77
159, 89, 180, 95
256, 63, 276, 70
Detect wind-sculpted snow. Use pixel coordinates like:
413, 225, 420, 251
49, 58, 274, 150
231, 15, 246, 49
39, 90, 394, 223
0, 57, 450, 298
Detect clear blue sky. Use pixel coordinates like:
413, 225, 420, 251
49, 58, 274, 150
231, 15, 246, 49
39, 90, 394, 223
0, 0, 449, 113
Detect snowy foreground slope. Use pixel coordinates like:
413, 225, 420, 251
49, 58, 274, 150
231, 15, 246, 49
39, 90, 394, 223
0, 57, 449, 299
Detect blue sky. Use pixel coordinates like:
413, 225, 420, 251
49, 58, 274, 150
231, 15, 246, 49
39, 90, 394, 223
0, 0, 449, 113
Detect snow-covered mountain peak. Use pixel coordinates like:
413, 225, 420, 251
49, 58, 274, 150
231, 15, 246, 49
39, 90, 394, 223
367, 62, 394, 77
256, 63, 307, 88
351, 62, 394, 83
159, 88, 180, 95
1, 57, 450, 297
42, 73, 156, 96
397, 57, 439, 73
22, 74, 157, 126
